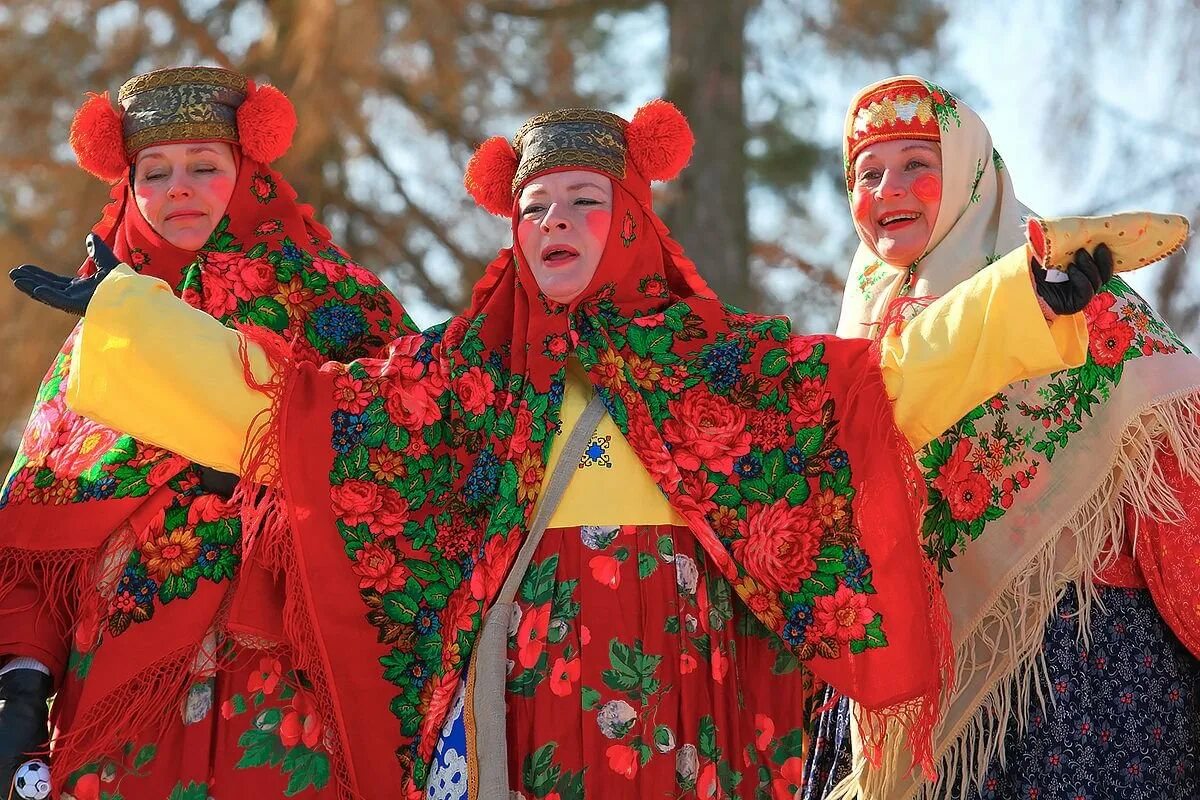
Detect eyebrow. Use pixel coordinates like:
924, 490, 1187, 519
522, 181, 609, 198
137, 146, 222, 163
901, 143, 939, 154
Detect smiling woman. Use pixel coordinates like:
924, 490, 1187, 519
850, 139, 942, 267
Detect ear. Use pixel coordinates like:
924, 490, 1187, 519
625, 99, 694, 182
69, 92, 127, 183
236, 80, 298, 164
464, 136, 519, 216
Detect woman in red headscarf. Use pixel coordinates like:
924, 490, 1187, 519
14, 101, 1126, 799
0, 67, 411, 799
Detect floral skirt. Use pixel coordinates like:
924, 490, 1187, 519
499, 524, 815, 799
56, 650, 335, 800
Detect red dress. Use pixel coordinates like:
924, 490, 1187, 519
505, 524, 813, 799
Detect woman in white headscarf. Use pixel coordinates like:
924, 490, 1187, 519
815, 76, 1200, 800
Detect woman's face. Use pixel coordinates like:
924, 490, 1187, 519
850, 139, 942, 267
516, 170, 613, 304
133, 142, 238, 251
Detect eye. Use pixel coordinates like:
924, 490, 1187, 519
520, 204, 545, 218
856, 169, 881, 184
906, 159, 930, 170
573, 197, 602, 207
193, 164, 218, 174
143, 170, 167, 181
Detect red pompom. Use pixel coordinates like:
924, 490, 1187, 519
625, 99, 694, 183
464, 136, 519, 216
236, 81, 297, 164
69, 92, 127, 183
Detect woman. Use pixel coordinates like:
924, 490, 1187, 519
0, 66, 411, 798
15, 100, 1122, 799
818, 76, 1200, 800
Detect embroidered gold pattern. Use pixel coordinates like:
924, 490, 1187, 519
125, 122, 240, 154
118, 67, 248, 152
853, 93, 936, 137
118, 66, 247, 102
512, 108, 628, 190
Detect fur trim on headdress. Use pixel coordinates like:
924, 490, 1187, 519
236, 81, 297, 164
465, 136, 519, 216
70, 92, 127, 183
626, 100, 694, 182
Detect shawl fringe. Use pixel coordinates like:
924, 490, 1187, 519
830, 388, 1200, 800
232, 326, 359, 800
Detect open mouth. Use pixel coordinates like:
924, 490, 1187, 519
878, 211, 920, 229
541, 244, 580, 266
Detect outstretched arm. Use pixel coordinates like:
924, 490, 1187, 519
62, 264, 274, 475
879, 245, 1099, 450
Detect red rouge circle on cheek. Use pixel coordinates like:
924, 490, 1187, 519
852, 190, 873, 224
585, 209, 612, 242
911, 174, 942, 204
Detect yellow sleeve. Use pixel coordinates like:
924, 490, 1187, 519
65, 264, 273, 475
880, 246, 1088, 450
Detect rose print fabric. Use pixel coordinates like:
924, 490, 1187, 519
504, 524, 816, 799
258, 159, 949, 797
0, 156, 412, 786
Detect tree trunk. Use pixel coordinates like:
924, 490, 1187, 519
662, 0, 753, 310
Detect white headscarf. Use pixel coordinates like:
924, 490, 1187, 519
831, 75, 1200, 800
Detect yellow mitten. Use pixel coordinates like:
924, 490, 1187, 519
1026, 212, 1189, 273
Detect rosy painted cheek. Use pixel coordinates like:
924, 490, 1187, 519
852, 190, 874, 225
585, 209, 612, 243
517, 218, 537, 258
911, 174, 942, 204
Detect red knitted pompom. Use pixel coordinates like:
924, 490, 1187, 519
464, 136, 519, 216
626, 99, 694, 182
69, 92, 127, 183
236, 81, 297, 164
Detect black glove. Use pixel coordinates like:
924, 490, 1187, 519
1033, 243, 1114, 315
196, 466, 239, 499
9, 234, 121, 316
0, 669, 51, 798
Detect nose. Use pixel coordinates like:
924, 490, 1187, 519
166, 179, 193, 200
877, 169, 907, 199
540, 203, 571, 233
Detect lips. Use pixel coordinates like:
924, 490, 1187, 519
541, 244, 580, 266
878, 211, 921, 229
165, 209, 205, 222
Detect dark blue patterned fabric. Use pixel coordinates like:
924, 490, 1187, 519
804, 587, 1200, 800
968, 586, 1199, 800
802, 684, 853, 800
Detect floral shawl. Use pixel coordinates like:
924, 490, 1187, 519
0, 156, 413, 777
832, 75, 1200, 799
245, 157, 952, 799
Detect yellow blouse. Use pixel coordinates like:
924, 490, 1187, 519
66, 246, 1085, 527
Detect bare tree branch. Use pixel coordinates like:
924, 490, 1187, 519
483, 0, 654, 19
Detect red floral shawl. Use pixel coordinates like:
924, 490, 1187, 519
0, 155, 412, 776
253, 162, 950, 798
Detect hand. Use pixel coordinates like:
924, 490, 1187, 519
1033, 243, 1114, 315
0, 670, 51, 798
196, 466, 239, 499
9, 234, 121, 315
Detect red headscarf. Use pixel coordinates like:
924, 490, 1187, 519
249, 101, 950, 798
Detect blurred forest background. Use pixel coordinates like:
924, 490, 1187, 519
1, 0, 1197, 468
